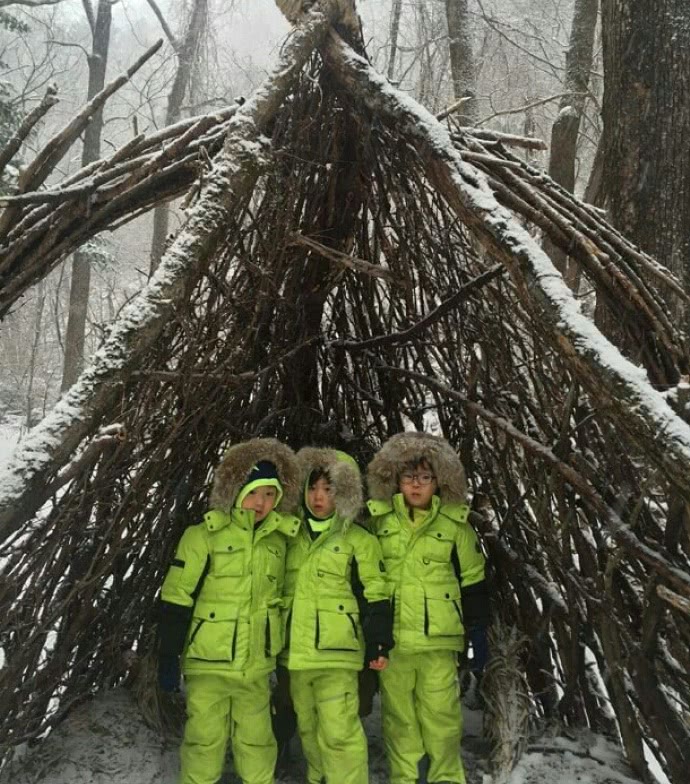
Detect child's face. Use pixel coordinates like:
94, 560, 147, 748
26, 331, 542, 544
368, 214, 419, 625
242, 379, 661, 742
399, 460, 437, 510
306, 477, 335, 518
241, 485, 278, 523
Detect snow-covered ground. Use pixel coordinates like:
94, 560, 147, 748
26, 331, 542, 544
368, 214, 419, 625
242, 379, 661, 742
0, 687, 644, 784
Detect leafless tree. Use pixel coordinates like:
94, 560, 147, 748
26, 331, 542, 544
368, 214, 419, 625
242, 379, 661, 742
445, 0, 476, 122
61, 0, 114, 392
147, 0, 208, 274
546, 0, 599, 285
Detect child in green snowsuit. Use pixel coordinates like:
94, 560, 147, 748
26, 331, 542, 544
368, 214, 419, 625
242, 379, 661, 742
156, 438, 301, 784
280, 447, 394, 784
367, 432, 490, 784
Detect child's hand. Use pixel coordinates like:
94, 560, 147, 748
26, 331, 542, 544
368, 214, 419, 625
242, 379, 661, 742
369, 656, 388, 671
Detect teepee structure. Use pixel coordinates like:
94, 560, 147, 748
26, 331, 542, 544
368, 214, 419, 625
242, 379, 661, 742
0, 1, 688, 780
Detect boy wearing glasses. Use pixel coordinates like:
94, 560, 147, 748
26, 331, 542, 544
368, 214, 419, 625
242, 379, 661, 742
366, 432, 489, 784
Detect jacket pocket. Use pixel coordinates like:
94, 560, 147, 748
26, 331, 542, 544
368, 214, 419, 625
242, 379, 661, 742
377, 525, 399, 560
422, 528, 455, 564
317, 543, 351, 578
424, 585, 463, 637
264, 543, 284, 584
315, 597, 360, 651
186, 604, 238, 661
265, 605, 283, 657
212, 544, 245, 577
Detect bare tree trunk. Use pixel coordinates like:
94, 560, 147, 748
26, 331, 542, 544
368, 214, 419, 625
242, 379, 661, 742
25, 281, 46, 430
149, 0, 209, 274
600, 0, 690, 331
387, 0, 403, 80
61, 0, 112, 392
545, 0, 599, 285
444, 0, 476, 123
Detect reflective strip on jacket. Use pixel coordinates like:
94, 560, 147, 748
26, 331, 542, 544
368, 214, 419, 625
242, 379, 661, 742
160, 507, 300, 677
282, 516, 389, 671
367, 493, 485, 654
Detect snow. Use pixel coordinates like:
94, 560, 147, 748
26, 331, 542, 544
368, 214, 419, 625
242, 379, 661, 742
0, 688, 645, 784
0, 422, 20, 469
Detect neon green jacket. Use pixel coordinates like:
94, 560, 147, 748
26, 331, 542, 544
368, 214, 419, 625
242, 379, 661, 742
282, 516, 390, 671
160, 506, 299, 677
367, 493, 486, 654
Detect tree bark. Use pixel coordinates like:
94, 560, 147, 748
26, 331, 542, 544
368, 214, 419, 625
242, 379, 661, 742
444, 0, 476, 123
546, 0, 599, 284
61, 0, 112, 392
25, 280, 46, 430
600, 0, 690, 328
149, 0, 208, 274
387, 0, 403, 80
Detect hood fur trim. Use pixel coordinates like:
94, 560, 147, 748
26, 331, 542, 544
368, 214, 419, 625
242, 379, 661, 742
210, 438, 300, 514
297, 447, 363, 522
367, 432, 467, 504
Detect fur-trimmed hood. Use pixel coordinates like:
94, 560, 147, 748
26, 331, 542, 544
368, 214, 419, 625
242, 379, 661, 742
297, 447, 363, 522
210, 438, 300, 514
367, 432, 467, 505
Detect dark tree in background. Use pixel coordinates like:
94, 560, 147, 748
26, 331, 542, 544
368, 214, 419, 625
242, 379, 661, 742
600, 0, 690, 329
546, 0, 598, 287
445, 0, 476, 122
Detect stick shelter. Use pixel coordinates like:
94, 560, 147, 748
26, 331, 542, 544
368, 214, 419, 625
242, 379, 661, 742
0, 2, 688, 781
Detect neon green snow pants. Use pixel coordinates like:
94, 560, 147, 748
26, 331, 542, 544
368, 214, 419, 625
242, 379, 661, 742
379, 650, 465, 784
180, 672, 276, 784
289, 668, 368, 784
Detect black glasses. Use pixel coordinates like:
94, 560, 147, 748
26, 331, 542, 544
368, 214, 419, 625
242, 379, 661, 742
399, 472, 436, 486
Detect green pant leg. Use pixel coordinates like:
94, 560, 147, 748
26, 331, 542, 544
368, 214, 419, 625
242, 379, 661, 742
180, 673, 232, 784
313, 669, 368, 784
290, 669, 324, 784
416, 651, 465, 784
230, 675, 276, 784
379, 652, 425, 784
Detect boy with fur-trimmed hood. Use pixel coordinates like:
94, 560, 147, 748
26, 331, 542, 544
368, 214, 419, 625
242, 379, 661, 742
157, 438, 301, 784
367, 432, 489, 784
280, 447, 394, 784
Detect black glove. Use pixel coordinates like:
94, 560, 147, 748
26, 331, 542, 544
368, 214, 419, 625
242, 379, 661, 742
363, 599, 395, 663
156, 599, 191, 693
158, 654, 181, 692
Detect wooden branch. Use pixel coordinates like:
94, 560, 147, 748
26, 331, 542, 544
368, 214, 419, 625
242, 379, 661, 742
0, 0, 64, 5
144, 0, 177, 48
477, 92, 588, 127
453, 128, 547, 150
46, 423, 126, 493
459, 151, 526, 169
657, 584, 690, 616
0, 85, 58, 180
289, 232, 395, 281
333, 263, 504, 349
436, 95, 472, 122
